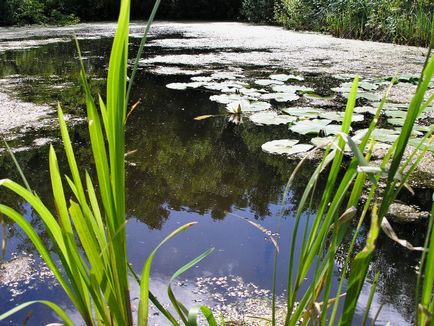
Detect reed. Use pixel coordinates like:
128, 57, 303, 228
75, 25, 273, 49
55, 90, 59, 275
0, 0, 215, 325
0, 0, 433, 324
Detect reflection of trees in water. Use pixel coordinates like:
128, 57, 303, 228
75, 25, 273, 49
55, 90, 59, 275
124, 72, 323, 228
0, 39, 110, 114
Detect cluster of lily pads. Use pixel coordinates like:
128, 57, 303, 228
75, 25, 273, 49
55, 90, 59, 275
166, 70, 434, 157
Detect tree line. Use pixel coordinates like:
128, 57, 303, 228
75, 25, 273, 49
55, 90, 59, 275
244, 0, 433, 46
0, 0, 432, 46
0, 0, 242, 26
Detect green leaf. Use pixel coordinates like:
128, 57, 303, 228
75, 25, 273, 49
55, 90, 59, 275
168, 248, 214, 323
339, 206, 380, 326
138, 222, 197, 326
0, 300, 74, 326
187, 305, 218, 326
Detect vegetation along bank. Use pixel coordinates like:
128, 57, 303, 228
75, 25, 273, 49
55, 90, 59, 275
1, 0, 432, 46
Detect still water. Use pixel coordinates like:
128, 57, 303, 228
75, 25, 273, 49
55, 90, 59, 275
0, 23, 427, 325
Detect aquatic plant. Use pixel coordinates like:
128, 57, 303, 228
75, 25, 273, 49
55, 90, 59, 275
0, 0, 217, 325
0, 0, 433, 325
274, 0, 434, 46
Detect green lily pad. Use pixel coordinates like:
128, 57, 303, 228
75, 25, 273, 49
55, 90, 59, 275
282, 107, 324, 119
239, 88, 265, 98
342, 92, 382, 102
210, 72, 243, 80
371, 102, 406, 111
261, 92, 300, 102
272, 85, 314, 93
385, 110, 407, 118
322, 124, 344, 135
397, 74, 419, 84
333, 80, 381, 101
358, 81, 379, 91
210, 94, 246, 104
249, 111, 297, 125
414, 124, 434, 133
355, 128, 400, 143
269, 74, 304, 82
304, 92, 336, 100
191, 76, 213, 82
261, 139, 298, 154
319, 111, 364, 122
255, 79, 284, 86
261, 139, 313, 156
226, 100, 271, 113
388, 118, 406, 126
166, 82, 191, 90
166, 81, 208, 90
310, 136, 336, 147
289, 119, 332, 135
204, 81, 247, 92
354, 106, 377, 115
408, 137, 434, 152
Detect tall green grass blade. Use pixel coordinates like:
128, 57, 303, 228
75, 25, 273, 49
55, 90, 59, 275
167, 248, 214, 323
126, 0, 161, 106
187, 306, 218, 326
128, 264, 180, 325
2, 139, 31, 192
339, 206, 380, 325
0, 300, 74, 326
362, 272, 380, 326
379, 55, 434, 218
0, 204, 87, 319
419, 198, 434, 325
138, 222, 197, 326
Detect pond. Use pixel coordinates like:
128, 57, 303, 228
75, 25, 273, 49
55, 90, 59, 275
0, 22, 432, 325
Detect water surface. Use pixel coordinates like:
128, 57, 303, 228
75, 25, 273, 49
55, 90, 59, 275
0, 22, 429, 325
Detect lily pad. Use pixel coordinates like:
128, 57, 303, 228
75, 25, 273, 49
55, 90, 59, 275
210, 94, 246, 104
355, 128, 400, 143
204, 81, 247, 92
385, 110, 407, 118
261, 92, 300, 102
166, 81, 206, 90
269, 74, 304, 82
304, 92, 336, 100
261, 139, 313, 156
261, 139, 298, 154
388, 118, 406, 126
342, 92, 382, 102
289, 119, 332, 135
319, 111, 364, 122
310, 136, 336, 147
272, 85, 314, 94
191, 76, 213, 82
322, 124, 344, 135
226, 100, 271, 113
358, 81, 379, 91
397, 74, 419, 84
354, 106, 377, 115
210, 72, 243, 80
408, 138, 434, 152
166, 83, 189, 90
333, 81, 379, 92
239, 88, 265, 98
249, 111, 297, 125
255, 79, 284, 86
282, 107, 324, 119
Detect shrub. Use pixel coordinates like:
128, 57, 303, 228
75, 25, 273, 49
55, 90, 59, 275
242, 0, 276, 24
